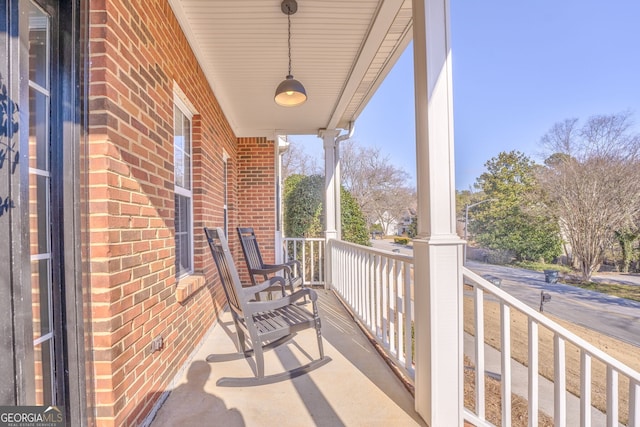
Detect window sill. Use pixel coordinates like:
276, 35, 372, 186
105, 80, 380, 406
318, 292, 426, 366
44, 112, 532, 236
176, 274, 206, 304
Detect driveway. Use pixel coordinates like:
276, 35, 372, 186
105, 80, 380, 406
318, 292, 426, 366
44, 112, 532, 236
370, 238, 413, 255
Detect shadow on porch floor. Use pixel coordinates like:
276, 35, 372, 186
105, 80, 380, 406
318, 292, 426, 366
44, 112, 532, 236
150, 289, 425, 426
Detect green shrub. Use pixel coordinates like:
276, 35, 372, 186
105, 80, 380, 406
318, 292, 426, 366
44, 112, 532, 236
394, 237, 409, 245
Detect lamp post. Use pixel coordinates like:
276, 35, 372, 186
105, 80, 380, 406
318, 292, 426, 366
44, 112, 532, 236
463, 199, 496, 264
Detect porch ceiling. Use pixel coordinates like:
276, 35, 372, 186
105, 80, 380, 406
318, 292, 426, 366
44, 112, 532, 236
169, 0, 413, 138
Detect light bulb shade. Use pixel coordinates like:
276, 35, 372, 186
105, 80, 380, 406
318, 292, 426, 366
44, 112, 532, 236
274, 75, 307, 106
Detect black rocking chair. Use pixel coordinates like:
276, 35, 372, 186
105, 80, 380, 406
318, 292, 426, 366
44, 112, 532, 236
237, 226, 303, 295
204, 227, 327, 386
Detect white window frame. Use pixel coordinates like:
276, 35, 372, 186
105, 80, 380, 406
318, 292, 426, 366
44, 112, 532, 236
174, 88, 196, 278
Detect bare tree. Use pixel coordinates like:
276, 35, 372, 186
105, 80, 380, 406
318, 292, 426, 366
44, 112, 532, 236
281, 139, 322, 179
539, 112, 640, 280
371, 188, 416, 235
340, 140, 415, 230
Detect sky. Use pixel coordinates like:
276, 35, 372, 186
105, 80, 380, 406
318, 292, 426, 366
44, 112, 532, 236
293, 1, 640, 191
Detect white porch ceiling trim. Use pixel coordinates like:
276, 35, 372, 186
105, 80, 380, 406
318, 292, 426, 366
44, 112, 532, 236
168, 0, 413, 139
328, 0, 412, 129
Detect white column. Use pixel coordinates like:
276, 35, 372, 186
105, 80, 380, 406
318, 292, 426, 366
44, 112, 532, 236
412, 0, 464, 425
320, 129, 340, 242
334, 140, 342, 240
275, 136, 288, 264
320, 129, 340, 289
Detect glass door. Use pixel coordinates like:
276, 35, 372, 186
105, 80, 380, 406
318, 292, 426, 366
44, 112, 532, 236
26, 0, 63, 406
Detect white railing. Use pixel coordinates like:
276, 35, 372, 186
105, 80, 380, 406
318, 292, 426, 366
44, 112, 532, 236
464, 267, 640, 427
283, 237, 325, 286
285, 237, 640, 426
328, 239, 415, 380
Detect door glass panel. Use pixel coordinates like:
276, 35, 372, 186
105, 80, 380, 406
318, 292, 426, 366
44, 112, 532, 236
33, 340, 53, 406
29, 173, 51, 255
27, 0, 55, 406
27, 5, 48, 89
31, 259, 52, 338
29, 88, 50, 171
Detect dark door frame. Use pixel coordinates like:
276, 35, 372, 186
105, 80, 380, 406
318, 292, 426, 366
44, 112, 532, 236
0, 0, 89, 424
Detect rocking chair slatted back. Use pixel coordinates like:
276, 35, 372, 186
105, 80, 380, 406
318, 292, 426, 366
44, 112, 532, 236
237, 227, 264, 277
204, 227, 243, 315
237, 226, 303, 294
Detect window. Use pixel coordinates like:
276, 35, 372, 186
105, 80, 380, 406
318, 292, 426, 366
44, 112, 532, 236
174, 97, 193, 277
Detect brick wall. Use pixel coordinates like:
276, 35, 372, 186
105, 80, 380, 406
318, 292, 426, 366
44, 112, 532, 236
237, 137, 277, 269
86, 0, 253, 425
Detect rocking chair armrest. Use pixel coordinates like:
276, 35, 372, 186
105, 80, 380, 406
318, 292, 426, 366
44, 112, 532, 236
284, 259, 301, 270
261, 263, 294, 272
250, 264, 289, 275
242, 277, 286, 299
244, 288, 317, 314
262, 261, 300, 279
266, 260, 300, 273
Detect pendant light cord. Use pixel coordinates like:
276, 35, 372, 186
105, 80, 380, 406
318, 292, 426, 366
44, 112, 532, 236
287, 5, 292, 76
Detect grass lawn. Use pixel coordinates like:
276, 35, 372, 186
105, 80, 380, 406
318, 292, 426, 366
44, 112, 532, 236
564, 277, 640, 302
513, 260, 640, 302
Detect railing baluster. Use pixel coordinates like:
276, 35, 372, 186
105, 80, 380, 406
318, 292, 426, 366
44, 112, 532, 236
310, 240, 315, 283
364, 252, 370, 328
356, 251, 362, 317
318, 241, 322, 283
375, 256, 382, 339
528, 319, 538, 427
382, 257, 388, 347
501, 302, 512, 427
554, 334, 566, 427
474, 285, 486, 421
630, 380, 640, 427
404, 261, 412, 372
580, 350, 592, 427
397, 261, 405, 365
301, 241, 307, 283
606, 366, 618, 427
390, 259, 398, 356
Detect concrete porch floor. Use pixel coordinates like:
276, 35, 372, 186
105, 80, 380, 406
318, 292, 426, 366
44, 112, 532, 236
149, 289, 425, 427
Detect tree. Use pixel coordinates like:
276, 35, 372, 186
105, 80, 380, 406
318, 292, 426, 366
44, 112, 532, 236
281, 140, 321, 179
284, 174, 324, 238
370, 187, 416, 235
615, 228, 638, 273
539, 112, 640, 280
340, 140, 415, 228
472, 151, 563, 263
283, 174, 370, 246
340, 187, 371, 246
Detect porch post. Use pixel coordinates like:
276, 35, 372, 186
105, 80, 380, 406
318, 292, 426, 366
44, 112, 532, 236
320, 129, 340, 242
320, 129, 340, 289
275, 136, 288, 264
412, 0, 464, 425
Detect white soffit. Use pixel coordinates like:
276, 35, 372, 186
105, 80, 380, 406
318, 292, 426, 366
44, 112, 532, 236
169, 0, 413, 138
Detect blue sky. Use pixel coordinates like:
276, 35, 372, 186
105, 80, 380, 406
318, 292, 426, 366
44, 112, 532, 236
295, 1, 640, 191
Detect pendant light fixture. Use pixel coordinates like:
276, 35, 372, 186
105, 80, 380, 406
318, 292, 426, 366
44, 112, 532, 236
274, 0, 307, 107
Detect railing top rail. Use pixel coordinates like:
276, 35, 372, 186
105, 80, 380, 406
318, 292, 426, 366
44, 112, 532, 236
330, 239, 414, 263
464, 267, 640, 382
283, 237, 325, 242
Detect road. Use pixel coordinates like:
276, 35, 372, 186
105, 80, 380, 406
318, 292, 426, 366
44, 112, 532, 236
466, 261, 640, 347
369, 239, 640, 347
